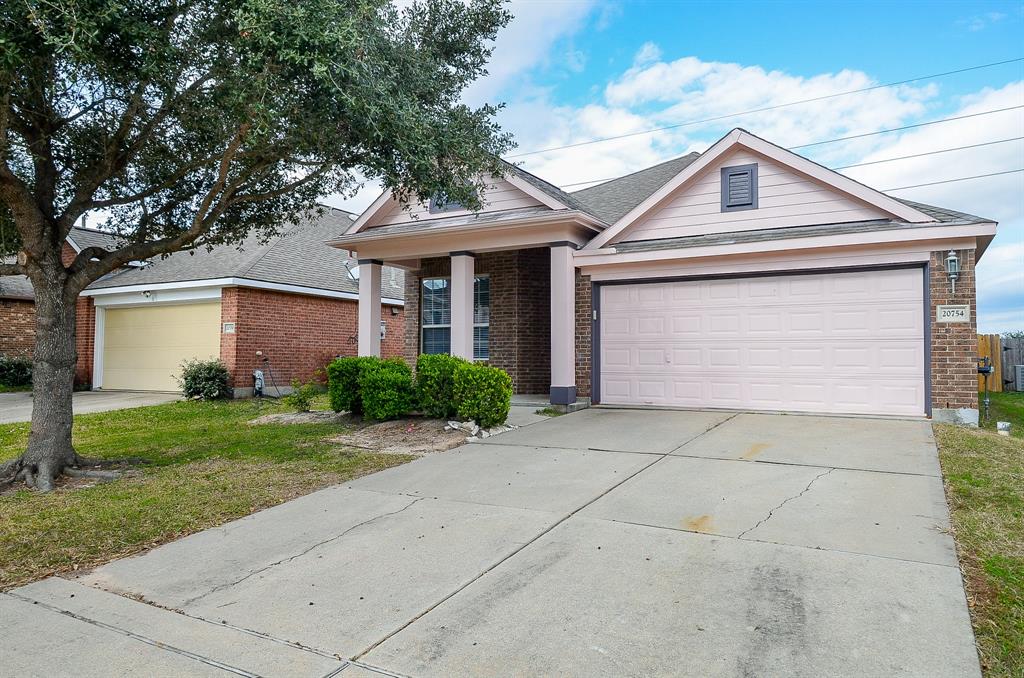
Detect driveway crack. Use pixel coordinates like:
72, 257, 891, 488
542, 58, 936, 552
182, 497, 425, 607
737, 468, 834, 539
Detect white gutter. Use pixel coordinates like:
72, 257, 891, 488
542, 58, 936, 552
81, 276, 404, 306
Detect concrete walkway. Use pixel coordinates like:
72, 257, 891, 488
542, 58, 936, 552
0, 390, 180, 424
1, 409, 980, 677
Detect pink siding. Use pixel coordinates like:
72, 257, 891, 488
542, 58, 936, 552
618, 149, 890, 244
599, 268, 925, 416
366, 177, 545, 228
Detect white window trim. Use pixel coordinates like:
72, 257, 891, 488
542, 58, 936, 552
420, 275, 490, 360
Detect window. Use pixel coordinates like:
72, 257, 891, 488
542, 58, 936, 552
721, 163, 758, 212
428, 192, 467, 214
420, 276, 490, 360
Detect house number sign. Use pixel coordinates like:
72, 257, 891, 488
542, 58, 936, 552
936, 305, 970, 323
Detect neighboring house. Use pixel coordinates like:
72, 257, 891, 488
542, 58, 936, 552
1, 227, 123, 366
330, 128, 996, 425
2, 208, 405, 396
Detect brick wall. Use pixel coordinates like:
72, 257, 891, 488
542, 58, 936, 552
930, 249, 978, 412
0, 299, 36, 358
75, 296, 96, 387
575, 272, 592, 399
404, 248, 552, 394
220, 287, 404, 392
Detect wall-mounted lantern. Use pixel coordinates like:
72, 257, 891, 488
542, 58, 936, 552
945, 250, 960, 295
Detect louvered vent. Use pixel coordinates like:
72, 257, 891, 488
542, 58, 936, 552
721, 164, 758, 211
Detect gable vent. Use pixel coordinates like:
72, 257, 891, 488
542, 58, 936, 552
721, 163, 758, 212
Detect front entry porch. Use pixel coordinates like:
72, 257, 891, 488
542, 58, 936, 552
356, 245, 585, 407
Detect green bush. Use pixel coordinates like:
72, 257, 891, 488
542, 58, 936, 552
0, 354, 33, 387
177, 358, 231, 400
282, 379, 318, 412
415, 353, 468, 419
453, 362, 512, 428
326, 356, 376, 413
359, 359, 415, 421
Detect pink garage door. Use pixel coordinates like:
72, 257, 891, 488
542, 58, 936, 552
599, 268, 926, 416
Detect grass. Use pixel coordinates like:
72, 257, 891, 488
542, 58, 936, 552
0, 396, 411, 590
0, 384, 31, 393
936, 391, 1024, 677
534, 407, 564, 417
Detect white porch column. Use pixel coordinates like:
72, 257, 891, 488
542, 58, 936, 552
550, 244, 576, 405
357, 259, 382, 357
450, 252, 475, 360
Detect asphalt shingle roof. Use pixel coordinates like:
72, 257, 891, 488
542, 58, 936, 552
67, 226, 121, 252
87, 208, 404, 300
569, 153, 702, 224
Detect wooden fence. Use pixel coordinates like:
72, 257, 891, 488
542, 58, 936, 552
978, 334, 1023, 392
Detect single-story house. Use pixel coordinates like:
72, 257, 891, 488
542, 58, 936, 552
329, 128, 996, 425
1, 208, 405, 396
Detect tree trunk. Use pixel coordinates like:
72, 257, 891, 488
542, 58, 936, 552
20, 274, 79, 491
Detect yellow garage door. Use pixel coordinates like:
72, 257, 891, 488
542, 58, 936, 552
102, 302, 222, 391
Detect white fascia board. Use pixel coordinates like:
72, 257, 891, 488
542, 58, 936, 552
574, 222, 996, 268
347, 188, 395, 235
83, 277, 404, 306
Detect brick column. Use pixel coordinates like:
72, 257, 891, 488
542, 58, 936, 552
930, 248, 979, 425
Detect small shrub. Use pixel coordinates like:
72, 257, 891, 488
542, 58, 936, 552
415, 353, 468, 419
359, 359, 415, 421
453, 362, 512, 428
0, 354, 33, 387
282, 379, 318, 412
326, 356, 377, 414
177, 358, 231, 400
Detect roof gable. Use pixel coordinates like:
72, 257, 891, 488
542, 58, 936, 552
346, 166, 582, 235
571, 153, 700, 224
585, 128, 935, 249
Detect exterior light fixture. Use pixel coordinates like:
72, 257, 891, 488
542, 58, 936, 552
380, 320, 387, 340
945, 250, 960, 295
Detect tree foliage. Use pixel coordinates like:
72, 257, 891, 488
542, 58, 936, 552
0, 0, 512, 279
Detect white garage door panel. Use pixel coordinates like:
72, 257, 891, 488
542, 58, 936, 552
600, 268, 925, 416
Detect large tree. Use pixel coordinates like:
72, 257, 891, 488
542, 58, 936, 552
0, 0, 512, 490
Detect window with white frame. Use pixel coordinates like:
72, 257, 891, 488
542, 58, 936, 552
420, 276, 489, 360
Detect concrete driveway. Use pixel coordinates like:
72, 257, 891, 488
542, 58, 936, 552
1, 409, 980, 677
0, 390, 179, 424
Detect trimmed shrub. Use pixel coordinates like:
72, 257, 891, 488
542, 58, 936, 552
177, 358, 231, 400
359, 358, 415, 421
415, 353, 468, 419
453, 362, 512, 428
282, 379, 318, 412
326, 356, 376, 413
0, 355, 33, 387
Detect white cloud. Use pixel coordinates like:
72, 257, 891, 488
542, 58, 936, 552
462, 0, 598, 106
633, 41, 662, 66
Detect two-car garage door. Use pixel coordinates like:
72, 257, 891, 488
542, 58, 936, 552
599, 268, 925, 417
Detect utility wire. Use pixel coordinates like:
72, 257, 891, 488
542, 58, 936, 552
560, 134, 1024, 188
882, 168, 1023, 192
507, 56, 1024, 159
789, 105, 1023, 149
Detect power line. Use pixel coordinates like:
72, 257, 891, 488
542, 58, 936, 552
883, 168, 1023, 192
561, 135, 1024, 188
833, 137, 1024, 169
507, 56, 1024, 159
790, 105, 1023, 149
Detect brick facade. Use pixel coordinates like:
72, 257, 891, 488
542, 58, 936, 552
404, 248, 552, 394
575, 272, 592, 399
929, 248, 978, 413
220, 287, 404, 394
0, 299, 37, 358
74, 296, 96, 387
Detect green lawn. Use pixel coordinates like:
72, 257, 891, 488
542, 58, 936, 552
936, 391, 1024, 677
0, 397, 410, 590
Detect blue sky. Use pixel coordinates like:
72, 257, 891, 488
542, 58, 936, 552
331, 0, 1024, 333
